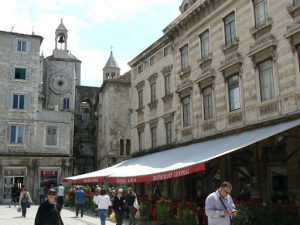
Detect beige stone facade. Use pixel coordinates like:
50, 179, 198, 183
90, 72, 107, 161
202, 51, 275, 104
0, 20, 78, 203
129, 0, 300, 201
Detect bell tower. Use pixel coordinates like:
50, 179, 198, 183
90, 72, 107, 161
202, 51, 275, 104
53, 18, 69, 59
103, 50, 120, 81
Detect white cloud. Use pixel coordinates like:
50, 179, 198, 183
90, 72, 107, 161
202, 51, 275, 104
87, 0, 179, 23
78, 50, 131, 87
0, 0, 179, 87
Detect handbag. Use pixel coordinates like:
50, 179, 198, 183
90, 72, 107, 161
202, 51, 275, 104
26, 202, 31, 208
133, 197, 139, 210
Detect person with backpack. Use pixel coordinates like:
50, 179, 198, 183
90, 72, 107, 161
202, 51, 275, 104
19, 187, 33, 217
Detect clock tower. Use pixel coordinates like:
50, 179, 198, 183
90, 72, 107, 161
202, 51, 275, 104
44, 18, 81, 111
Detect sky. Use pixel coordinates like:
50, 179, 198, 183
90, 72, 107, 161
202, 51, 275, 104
0, 0, 181, 87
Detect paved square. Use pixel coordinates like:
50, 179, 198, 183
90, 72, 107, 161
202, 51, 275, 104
0, 204, 120, 225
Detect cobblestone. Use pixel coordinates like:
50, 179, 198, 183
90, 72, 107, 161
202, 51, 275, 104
0, 204, 120, 225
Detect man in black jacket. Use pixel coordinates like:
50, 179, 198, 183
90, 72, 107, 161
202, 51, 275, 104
112, 188, 126, 225
126, 187, 137, 225
35, 188, 64, 225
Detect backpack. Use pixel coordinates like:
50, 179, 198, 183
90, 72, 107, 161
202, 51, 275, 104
21, 193, 29, 203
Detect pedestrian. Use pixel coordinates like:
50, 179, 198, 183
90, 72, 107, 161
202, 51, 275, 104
93, 189, 101, 216
195, 190, 207, 225
94, 189, 111, 225
10, 183, 20, 207
112, 188, 126, 225
205, 181, 238, 225
39, 186, 45, 204
75, 186, 85, 217
35, 188, 64, 225
19, 187, 33, 217
57, 183, 65, 212
126, 187, 137, 225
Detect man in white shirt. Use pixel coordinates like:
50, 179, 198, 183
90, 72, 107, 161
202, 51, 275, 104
205, 181, 237, 225
56, 184, 64, 212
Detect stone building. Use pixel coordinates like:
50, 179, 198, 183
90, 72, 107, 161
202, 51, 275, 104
97, 51, 132, 169
0, 19, 78, 203
73, 85, 99, 175
129, 0, 300, 202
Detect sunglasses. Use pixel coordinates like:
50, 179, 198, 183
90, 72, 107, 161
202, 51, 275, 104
223, 188, 231, 195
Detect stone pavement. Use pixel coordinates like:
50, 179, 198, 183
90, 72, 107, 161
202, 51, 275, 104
0, 204, 122, 225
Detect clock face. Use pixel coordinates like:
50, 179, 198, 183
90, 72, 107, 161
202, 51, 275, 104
50, 74, 71, 94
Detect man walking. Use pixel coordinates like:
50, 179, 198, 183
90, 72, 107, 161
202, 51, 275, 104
205, 181, 237, 225
56, 184, 64, 212
126, 187, 137, 225
75, 186, 85, 218
112, 188, 126, 225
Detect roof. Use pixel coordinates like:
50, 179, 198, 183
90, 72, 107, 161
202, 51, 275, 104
56, 18, 68, 32
104, 51, 120, 69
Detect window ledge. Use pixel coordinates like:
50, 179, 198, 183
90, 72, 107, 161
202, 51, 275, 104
197, 53, 212, 67
250, 18, 273, 37
148, 100, 158, 109
223, 38, 239, 52
162, 94, 173, 102
179, 66, 191, 78
135, 106, 145, 112
287, 2, 300, 17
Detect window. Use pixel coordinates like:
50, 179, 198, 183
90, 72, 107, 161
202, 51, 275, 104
126, 139, 131, 156
150, 56, 155, 66
9, 125, 24, 144
63, 98, 70, 110
120, 139, 124, 156
182, 96, 191, 127
138, 64, 143, 74
138, 89, 143, 109
224, 12, 237, 45
111, 72, 115, 78
258, 59, 275, 101
203, 86, 213, 120
151, 126, 157, 148
180, 44, 189, 72
138, 131, 144, 151
150, 82, 156, 102
253, 0, 268, 26
164, 45, 171, 57
15, 68, 26, 80
166, 122, 172, 145
17, 40, 27, 52
46, 126, 57, 146
164, 74, 171, 96
200, 30, 210, 59
228, 75, 241, 111
12, 94, 25, 109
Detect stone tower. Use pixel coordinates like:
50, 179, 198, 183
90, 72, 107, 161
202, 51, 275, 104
44, 18, 81, 111
103, 50, 120, 81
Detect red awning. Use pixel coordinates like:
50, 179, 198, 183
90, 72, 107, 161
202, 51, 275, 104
63, 118, 300, 184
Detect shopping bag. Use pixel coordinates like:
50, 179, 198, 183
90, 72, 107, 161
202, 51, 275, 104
133, 198, 140, 210
17, 207, 21, 212
135, 210, 140, 219
109, 211, 116, 223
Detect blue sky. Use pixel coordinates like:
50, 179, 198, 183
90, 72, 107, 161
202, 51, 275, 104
0, 0, 181, 87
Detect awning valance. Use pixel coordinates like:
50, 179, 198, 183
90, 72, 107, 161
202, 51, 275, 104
63, 118, 300, 183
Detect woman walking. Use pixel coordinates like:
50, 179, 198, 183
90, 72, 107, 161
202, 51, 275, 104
94, 189, 111, 225
19, 187, 33, 217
